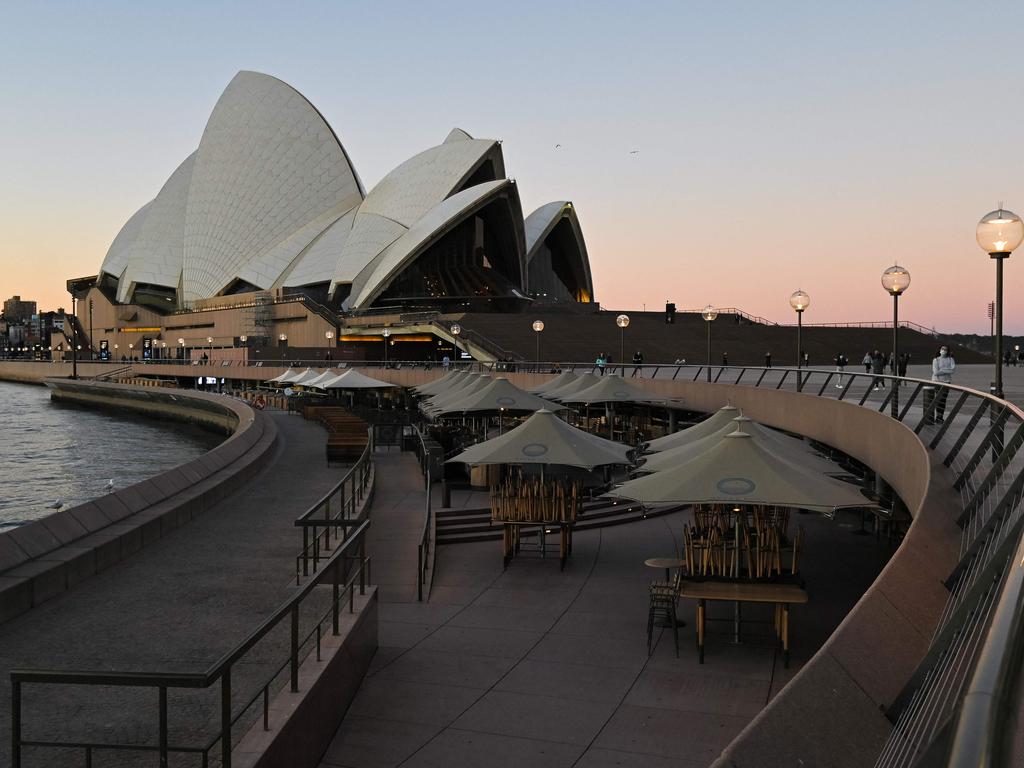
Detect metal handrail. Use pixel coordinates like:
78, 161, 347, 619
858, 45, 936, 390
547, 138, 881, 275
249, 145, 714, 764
11, 518, 372, 768
295, 427, 374, 581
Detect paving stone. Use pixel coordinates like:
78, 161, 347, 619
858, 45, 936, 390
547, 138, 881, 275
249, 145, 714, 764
402, 728, 583, 768
453, 689, 617, 746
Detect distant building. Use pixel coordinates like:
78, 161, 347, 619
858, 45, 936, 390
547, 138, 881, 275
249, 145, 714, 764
3, 296, 37, 324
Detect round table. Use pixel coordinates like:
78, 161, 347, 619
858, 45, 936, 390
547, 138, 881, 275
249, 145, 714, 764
644, 557, 687, 628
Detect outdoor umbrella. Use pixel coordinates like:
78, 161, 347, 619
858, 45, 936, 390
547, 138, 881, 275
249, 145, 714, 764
608, 425, 873, 515
421, 375, 492, 414
643, 405, 740, 453
304, 370, 342, 388
414, 370, 465, 396
322, 369, 397, 390
544, 372, 601, 401
637, 416, 840, 476
266, 368, 303, 384
560, 374, 674, 406
529, 370, 579, 396
431, 377, 565, 417
286, 368, 323, 386
448, 409, 632, 469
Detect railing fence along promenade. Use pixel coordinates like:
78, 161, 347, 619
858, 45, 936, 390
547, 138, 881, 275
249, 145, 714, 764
11, 438, 377, 768
294, 428, 374, 583
409, 426, 435, 602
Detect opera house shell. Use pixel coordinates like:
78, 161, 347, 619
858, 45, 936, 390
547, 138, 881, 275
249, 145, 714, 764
97, 71, 594, 314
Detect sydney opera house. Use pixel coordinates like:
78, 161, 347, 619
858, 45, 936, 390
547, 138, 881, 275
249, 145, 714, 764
64, 71, 594, 361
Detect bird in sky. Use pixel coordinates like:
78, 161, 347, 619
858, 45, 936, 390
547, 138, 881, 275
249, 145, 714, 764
555, 144, 561, 149
630, 149, 639, 155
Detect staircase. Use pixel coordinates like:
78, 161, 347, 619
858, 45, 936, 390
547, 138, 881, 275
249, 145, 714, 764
436, 498, 691, 545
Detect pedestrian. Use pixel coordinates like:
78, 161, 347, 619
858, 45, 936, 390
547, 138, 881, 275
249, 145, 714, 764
721, 351, 728, 366
898, 352, 909, 383
862, 351, 872, 373
632, 349, 644, 377
888, 352, 896, 376
871, 349, 886, 389
802, 351, 809, 367
765, 352, 772, 368
442, 354, 450, 369
325, 350, 332, 362
834, 352, 846, 388
932, 346, 955, 422
596, 353, 606, 376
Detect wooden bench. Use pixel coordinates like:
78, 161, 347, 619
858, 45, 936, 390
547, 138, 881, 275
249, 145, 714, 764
678, 580, 808, 666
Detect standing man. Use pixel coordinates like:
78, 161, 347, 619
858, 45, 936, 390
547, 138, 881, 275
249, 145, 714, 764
721, 351, 728, 366
632, 349, 644, 377
765, 351, 772, 368
932, 346, 956, 422
834, 353, 846, 388
871, 350, 886, 390
862, 352, 872, 373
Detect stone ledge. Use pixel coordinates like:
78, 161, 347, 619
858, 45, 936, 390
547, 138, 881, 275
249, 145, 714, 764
233, 588, 379, 768
0, 382, 279, 625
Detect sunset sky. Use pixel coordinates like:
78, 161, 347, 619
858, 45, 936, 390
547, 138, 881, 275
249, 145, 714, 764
2, 1, 1023, 332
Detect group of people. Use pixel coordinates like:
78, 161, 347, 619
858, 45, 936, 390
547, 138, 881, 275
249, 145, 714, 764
593, 350, 647, 376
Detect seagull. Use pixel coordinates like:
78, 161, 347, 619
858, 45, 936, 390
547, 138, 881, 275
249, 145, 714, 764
554, 143, 561, 149
104, 479, 115, 492
630, 149, 639, 155
47, 500, 64, 510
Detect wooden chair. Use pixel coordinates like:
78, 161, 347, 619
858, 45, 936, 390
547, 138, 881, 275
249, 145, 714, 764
647, 567, 683, 657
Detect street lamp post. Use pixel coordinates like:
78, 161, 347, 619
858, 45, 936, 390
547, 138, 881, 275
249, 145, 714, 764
449, 324, 461, 366
976, 207, 1024, 400
70, 296, 78, 379
789, 290, 810, 391
532, 320, 544, 370
382, 328, 391, 368
206, 336, 214, 364
701, 305, 718, 382
160, 341, 167, 362
178, 337, 185, 361
881, 265, 911, 417
615, 314, 630, 372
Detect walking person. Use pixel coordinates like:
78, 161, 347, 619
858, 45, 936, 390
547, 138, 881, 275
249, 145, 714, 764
834, 353, 847, 388
721, 351, 728, 367
871, 349, 886, 389
595, 352, 606, 376
632, 349, 644, 377
897, 352, 909, 384
862, 351, 872, 374
765, 351, 772, 368
932, 346, 956, 422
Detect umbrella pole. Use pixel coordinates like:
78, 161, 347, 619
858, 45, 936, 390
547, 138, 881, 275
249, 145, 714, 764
607, 403, 614, 439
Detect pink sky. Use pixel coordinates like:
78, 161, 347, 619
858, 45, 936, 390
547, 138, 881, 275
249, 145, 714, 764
2, 1, 1022, 333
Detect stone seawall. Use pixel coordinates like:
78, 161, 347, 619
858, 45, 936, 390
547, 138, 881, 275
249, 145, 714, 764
0, 381, 279, 623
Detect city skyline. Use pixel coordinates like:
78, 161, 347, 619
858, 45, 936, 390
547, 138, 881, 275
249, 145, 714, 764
2, 1, 1023, 332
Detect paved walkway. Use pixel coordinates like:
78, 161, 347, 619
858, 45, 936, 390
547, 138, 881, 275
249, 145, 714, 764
0, 412, 344, 766
320, 454, 895, 768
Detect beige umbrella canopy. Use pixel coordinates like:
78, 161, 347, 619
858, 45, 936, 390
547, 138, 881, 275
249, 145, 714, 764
321, 369, 397, 390
287, 368, 323, 386
431, 377, 565, 417
448, 409, 632, 469
266, 368, 303, 384
414, 370, 465, 396
544, 372, 601, 401
304, 370, 342, 388
530, 370, 579, 396
608, 426, 873, 514
637, 416, 840, 475
561, 374, 674, 405
422, 375, 491, 413
643, 405, 740, 453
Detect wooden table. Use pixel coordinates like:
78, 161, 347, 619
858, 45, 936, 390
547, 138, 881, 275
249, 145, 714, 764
679, 580, 808, 666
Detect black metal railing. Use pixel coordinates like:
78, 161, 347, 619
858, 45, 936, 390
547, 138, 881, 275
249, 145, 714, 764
295, 429, 374, 583
11, 519, 372, 768
410, 426, 435, 602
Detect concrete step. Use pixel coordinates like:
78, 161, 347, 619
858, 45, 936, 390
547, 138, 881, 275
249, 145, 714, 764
436, 501, 690, 544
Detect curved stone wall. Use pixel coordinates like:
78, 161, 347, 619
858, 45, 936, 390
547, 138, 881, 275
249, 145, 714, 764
0, 381, 279, 624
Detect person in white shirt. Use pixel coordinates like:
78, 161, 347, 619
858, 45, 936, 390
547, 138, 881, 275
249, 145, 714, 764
931, 346, 956, 422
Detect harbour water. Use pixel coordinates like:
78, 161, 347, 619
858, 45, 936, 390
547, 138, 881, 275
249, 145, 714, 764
0, 381, 223, 529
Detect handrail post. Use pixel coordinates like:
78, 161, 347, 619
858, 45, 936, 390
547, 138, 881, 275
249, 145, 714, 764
11, 677, 20, 768
221, 669, 232, 768
417, 544, 424, 602
159, 685, 168, 768
333, 559, 340, 635
290, 605, 300, 692
360, 537, 367, 595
